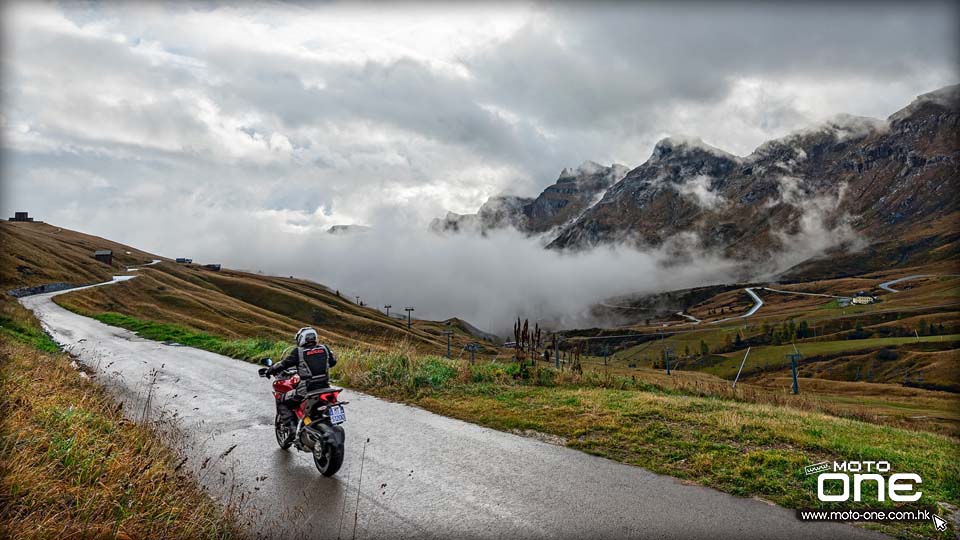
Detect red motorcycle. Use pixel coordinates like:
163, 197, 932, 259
259, 358, 347, 476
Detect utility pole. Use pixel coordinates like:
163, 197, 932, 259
664, 346, 674, 375
786, 351, 802, 394
554, 333, 560, 369
442, 330, 454, 358
405, 307, 415, 330
732, 347, 751, 389
356, 296, 360, 305
466, 343, 479, 365
384, 304, 392, 317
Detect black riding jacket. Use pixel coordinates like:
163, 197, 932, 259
266, 344, 337, 393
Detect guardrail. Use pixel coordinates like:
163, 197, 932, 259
7, 282, 78, 298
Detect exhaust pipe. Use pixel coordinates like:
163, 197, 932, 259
300, 429, 321, 450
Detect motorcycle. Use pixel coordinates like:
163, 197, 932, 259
258, 358, 347, 476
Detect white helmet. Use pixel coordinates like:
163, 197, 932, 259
295, 327, 318, 347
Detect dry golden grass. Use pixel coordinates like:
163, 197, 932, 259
1, 220, 498, 356
0, 298, 239, 540
0, 222, 159, 290
501, 350, 960, 437
330, 349, 960, 539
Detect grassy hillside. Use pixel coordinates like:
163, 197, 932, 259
0, 296, 239, 540
1, 221, 499, 356
707, 335, 959, 378
0, 221, 159, 289
572, 269, 960, 437
5, 220, 958, 538
330, 347, 959, 540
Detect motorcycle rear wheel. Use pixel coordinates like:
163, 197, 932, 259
275, 412, 293, 449
313, 439, 344, 476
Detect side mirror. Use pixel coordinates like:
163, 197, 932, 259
260, 358, 273, 367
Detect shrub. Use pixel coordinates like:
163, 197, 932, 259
876, 348, 899, 361
470, 363, 508, 384
535, 367, 558, 387
413, 358, 458, 388
366, 350, 411, 387
504, 362, 526, 379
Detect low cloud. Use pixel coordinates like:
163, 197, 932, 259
676, 175, 727, 210
190, 221, 744, 336
768, 180, 865, 272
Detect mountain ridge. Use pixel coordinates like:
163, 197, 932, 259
429, 161, 628, 236
437, 84, 960, 278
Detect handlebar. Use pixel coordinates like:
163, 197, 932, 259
258, 367, 298, 379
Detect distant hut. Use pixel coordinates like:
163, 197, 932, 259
94, 249, 113, 265
175, 258, 193, 264
203, 263, 221, 272
8, 211, 35, 222
852, 291, 876, 305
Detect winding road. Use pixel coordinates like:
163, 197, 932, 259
676, 311, 702, 325
761, 287, 848, 300
878, 275, 932, 293
708, 287, 764, 325
126, 259, 162, 271
20, 281, 884, 540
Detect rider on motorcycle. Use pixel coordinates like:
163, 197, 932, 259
261, 327, 337, 427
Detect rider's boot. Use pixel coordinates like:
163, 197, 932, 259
280, 406, 297, 427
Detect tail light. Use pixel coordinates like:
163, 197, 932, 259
320, 390, 340, 403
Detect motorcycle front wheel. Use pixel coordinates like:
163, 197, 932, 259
275, 412, 293, 449
313, 437, 344, 476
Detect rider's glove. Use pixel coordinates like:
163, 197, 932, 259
258, 367, 269, 378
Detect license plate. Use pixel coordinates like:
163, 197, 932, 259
328, 405, 346, 425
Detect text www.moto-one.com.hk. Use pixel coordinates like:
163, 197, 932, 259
796, 507, 933, 523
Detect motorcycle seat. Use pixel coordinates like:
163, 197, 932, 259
304, 386, 342, 397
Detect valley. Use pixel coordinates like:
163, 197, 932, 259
3, 211, 958, 539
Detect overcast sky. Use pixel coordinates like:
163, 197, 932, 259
2, 1, 957, 330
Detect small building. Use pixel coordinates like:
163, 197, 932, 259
93, 249, 113, 265
852, 291, 875, 305
8, 211, 35, 222
175, 258, 193, 264
203, 263, 221, 272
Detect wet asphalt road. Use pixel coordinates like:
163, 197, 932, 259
21, 284, 886, 540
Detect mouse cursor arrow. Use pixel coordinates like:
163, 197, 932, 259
932, 513, 948, 532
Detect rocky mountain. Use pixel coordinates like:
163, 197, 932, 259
434, 85, 958, 278
549, 85, 959, 276
430, 194, 534, 235
523, 161, 629, 233
429, 161, 628, 235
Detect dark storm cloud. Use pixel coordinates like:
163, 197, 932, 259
469, 2, 958, 132
204, 53, 557, 173
1, 1, 957, 327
